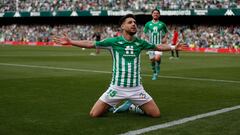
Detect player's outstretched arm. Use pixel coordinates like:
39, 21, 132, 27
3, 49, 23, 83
174, 40, 188, 50
155, 42, 188, 51
53, 33, 95, 48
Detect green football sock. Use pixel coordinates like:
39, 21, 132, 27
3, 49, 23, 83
156, 60, 161, 74
151, 62, 156, 74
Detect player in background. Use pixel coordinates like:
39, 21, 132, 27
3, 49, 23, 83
90, 28, 101, 56
114, 28, 121, 37
170, 27, 180, 59
142, 9, 169, 80
54, 14, 184, 118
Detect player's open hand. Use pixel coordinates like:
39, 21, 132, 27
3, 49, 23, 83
175, 41, 188, 51
53, 33, 72, 45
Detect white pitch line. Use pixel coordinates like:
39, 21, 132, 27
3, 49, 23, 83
0, 62, 111, 74
142, 74, 240, 84
0, 62, 240, 84
119, 105, 240, 135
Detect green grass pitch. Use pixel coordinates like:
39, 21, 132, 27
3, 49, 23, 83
0, 45, 240, 135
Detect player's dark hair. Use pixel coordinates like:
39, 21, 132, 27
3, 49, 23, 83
151, 9, 160, 14
119, 14, 136, 26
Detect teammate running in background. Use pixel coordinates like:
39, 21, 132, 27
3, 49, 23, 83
142, 9, 169, 80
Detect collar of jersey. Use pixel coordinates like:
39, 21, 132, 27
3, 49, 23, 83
151, 20, 159, 24
120, 35, 137, 43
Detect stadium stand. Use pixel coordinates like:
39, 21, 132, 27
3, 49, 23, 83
0, 0, 239, 51
0, 24, 239, 49
1, 0, 240, 12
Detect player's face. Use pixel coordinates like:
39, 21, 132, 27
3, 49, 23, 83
152, 11, 160, 20
122, 17, 137, 35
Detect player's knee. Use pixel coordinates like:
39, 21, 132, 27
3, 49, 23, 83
151, 111, 161, 118
89, 111, 100, 118
147, 110, 161, 118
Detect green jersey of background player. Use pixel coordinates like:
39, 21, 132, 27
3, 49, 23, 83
54, 14, 181, 118
143, 9, 169, 80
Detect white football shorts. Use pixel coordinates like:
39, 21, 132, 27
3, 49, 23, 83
99, 85, 153, 107
148, 51, 163, 59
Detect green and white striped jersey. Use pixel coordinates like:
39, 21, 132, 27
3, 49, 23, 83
143, 20, 168, 44
95, 36, 156, 87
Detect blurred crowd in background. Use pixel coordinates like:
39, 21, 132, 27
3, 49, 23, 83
1, 0, 240, 12
0, 0, 239, 49
0, 24, 239, 48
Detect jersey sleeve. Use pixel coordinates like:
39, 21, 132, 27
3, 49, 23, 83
95, 38, 113, 49
142, 40, 157, 50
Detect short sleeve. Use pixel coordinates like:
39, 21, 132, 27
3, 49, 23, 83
95, 38, 114, 48
142, 40, 157, 50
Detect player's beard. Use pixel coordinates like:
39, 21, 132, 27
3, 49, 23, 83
127, 28, 137, 36
128, 31, 137, 36
153, 15, 159, 21
153, 17, 158, 21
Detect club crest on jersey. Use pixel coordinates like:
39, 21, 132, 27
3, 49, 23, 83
135, 42, 140, 46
